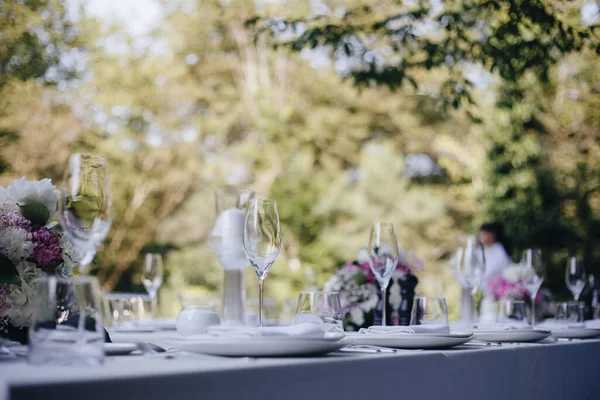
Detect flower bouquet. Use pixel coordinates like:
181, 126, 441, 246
324, 248, 423, 331
0, 178, 77, 343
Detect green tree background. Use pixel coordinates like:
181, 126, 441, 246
0, 0, 598, 318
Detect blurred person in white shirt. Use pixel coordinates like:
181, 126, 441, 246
478, 222, 513, 284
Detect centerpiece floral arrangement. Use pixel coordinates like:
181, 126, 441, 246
324, 248, 423, 331
0, 178, 77, 340
486, 264, 540, 302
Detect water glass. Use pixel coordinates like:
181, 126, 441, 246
103, 293, 149, 328
410, 296, 449, 328
28, 276, 105, 365
555, 302, 584, 324
497, 299, 530, 326
295, 291, 343, 332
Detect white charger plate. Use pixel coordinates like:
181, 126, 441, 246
104, 343, 138, 356
473, 329, 551, 343
168, 335, 350, 357
550, 328, 600, 339
345, 331, 474, 349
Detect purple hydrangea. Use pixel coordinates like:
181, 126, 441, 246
28, 228, 63, 274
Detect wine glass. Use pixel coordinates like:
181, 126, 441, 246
141, 253, 164, 318
520, 249, 544, 326
59, 154, 112, 275
242, 199, 281, 327
367, 222, 399, 326
565, 257, 586, 302
455, 236, 486, 323
208, 188, 254, 325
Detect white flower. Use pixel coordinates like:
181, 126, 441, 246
0, 226, 34, 263
1, 178, 59, 220
503, 264, 527, 283
350, 307, 365, 327
360, 293, 379, 312
0, 261, 45, 328
59, 234, 79, 274
357, 249, 370, 264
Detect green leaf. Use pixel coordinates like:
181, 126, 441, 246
18, 201, 50, 226
0, 253, 20, 286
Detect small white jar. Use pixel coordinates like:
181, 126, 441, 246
176, 306, 220, 336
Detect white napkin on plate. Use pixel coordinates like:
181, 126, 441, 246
358, 324, 450, 335
536, 320, 585, 330
585, 319, 600, 329
204, 322, 326, 338
472, 323, 533, 331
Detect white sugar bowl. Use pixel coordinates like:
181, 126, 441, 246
176, 306, 220, 336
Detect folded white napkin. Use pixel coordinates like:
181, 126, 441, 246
204, 322, 326, 338
585, 319, 600, 329
536, 320, 585, 330
358, 324, 450, 335
472, 323, 533, 331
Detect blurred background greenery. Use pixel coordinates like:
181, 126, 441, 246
1, 0, 598, 318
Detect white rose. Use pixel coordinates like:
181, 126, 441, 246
350, 307, 365, 327
0, 226, 34, 263
2, 178, 59, 220
503, 264, 525, 283
356, 249, 370, 264
0, 261, 45, 328
361, 293, 379, 312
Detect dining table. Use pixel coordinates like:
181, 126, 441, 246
1, 333, 599, 400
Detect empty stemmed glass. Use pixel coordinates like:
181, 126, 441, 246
521, 249, 544, 325
565, 257, 586, 302
59, 154, 112, 275
141, 253, 164, 318
367, 222, 399, 326
455, 236, 486, 323
242, 199, 282, 327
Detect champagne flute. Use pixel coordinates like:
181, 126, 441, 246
455, 236, 486, 323
565, 257, 586, 302
520, 249, 544, 326
141, 253, 164, 318
59, 154, 112, 275
243, 199, 281, 327
367, 222, 399, 326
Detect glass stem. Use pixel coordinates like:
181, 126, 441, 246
151, 295, 157, 319
258, 279, 264, 327
531, 295, 536, 326
382, 285, 388, 326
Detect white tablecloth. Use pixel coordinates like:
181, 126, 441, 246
1, 338, 599, 400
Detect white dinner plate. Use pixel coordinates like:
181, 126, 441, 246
345, 331, 474, 349
104, 343, 138, 356
168, 335, 350, 357
550, 328, 600, 339
473, 329, 551, 343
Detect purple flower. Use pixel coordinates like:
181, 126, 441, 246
28, 228, 63, 273
0, 209, 32, 232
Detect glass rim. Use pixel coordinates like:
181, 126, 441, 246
180, 305, 217, 311
298, 290, 339, 296
414, 296, 446, 301
36, 275, 100, 284
249, 198, 277, 204
71, 153, 108, 162
373, 222, 394, 226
